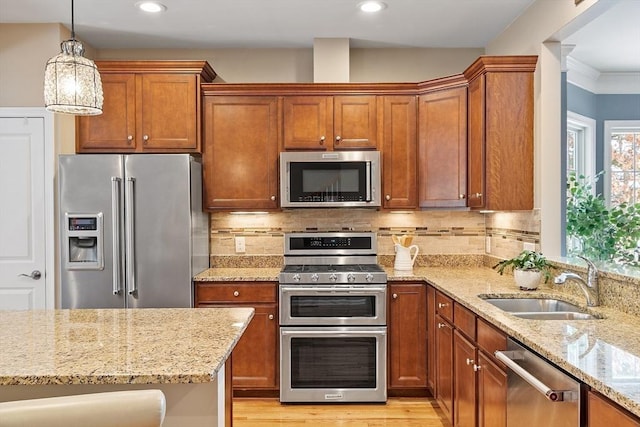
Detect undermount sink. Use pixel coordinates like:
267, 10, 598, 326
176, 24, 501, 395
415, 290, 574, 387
481, 297, 603, 320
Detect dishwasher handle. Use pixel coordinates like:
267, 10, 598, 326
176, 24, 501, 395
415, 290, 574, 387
495, 350, 573, 402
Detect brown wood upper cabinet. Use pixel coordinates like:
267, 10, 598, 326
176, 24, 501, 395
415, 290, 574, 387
283, 95, 378, 150
418, 86, 467, 208
77, 61, 215, 153
463, 56, 537, 210
381, 96, 418, 209
202, 95, 281, 210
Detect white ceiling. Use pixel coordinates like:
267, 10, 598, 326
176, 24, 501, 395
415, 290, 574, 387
1, 0, 637, 73
0, 0, 537, 49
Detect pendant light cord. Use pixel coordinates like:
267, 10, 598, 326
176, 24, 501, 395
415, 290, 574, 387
70, 0, 75, 40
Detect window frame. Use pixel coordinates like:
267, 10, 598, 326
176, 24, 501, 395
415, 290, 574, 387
603, 120, 640, 206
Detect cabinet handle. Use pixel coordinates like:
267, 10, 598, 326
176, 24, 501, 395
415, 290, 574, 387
233, 290, 240, 297
335, 135, 341, 143
459, 194, 465, 199
268, 314, 274, 320
438, 302, 449, 308
320, 136, 326, 145
127, 135, 133, 144
466, 358, 474, 365
143, 135, 149, 144
270, 195, 276, 201
392, 293, 398, 299
473, 365, 481, 372
385, 195, 391, 201
470, 192, 482, 199
437, 323, 447, 329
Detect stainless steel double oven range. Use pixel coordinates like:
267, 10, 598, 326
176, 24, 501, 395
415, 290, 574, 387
279, 232, 387, 403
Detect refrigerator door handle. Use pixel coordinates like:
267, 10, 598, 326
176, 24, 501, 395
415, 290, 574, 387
111, 177, 122, 295
125, 177, 137, 295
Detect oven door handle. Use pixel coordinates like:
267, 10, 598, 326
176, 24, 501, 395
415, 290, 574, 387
280, 286, 387, 294
495, 350, 573, 402
281, 329, 386, 337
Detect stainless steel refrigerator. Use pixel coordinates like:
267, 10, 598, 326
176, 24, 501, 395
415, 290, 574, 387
58, 154, 209, 309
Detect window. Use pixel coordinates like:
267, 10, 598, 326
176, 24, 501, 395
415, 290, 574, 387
567, 111, 596, 181
604, 121, 640, 206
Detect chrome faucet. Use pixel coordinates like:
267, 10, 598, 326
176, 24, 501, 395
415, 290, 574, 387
553, 255, 599, 307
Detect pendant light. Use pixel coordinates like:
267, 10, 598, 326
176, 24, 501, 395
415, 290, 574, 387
44, 0, 103, 115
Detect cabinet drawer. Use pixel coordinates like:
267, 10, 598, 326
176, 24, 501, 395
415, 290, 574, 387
435, 291, 454, 323
477, 318, 507, 357
196, 282, 276, 303
454, 303, 476, 341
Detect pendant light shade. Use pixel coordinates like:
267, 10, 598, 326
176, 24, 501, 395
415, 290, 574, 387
44, 0, 103, 115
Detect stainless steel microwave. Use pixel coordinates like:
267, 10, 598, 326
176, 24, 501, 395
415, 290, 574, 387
279, 151, 381, 208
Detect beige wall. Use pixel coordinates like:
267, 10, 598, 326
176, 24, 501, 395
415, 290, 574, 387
96, 46, 483, 83
0, 24, 64, 107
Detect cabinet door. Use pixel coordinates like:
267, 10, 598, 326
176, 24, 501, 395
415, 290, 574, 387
381, 96, 418, 209
454, 330, 477, 427
435, 314, 454, 423
203, 96, 280, 210
477, 352, 507, 427
140, 74, 198, 151
232, 304, 278, 389
426, 285, 436, 393
467, 76, 485, 208
333, 95, 378, 150
418, 87, 467, 208
77, 73, 137, 152
588, 391, 640, 427
283, 96, 332, 150
388, 282, 427, 389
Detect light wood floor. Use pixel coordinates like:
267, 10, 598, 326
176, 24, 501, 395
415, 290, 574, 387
233, 398, 450, 427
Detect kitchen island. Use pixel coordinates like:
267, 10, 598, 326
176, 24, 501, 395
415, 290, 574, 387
0, 307, 254, 427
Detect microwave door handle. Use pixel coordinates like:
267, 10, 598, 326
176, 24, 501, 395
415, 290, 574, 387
366, 161, 372, 201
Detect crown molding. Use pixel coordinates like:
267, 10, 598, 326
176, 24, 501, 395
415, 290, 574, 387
566, 56, 640, 94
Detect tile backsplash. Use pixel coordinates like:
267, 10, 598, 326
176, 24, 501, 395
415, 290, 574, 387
209, 209, 540, 267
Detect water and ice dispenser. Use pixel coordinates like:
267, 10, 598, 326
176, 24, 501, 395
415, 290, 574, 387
64, 213, 104, 270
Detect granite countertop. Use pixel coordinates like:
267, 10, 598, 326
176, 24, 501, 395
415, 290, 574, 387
195, 266, 640, 417
0, 307, 254, 386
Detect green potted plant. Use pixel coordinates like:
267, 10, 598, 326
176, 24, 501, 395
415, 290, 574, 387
493, 250, 553, 290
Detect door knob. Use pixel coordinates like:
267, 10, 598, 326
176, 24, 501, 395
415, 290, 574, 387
18, 270, 41, 280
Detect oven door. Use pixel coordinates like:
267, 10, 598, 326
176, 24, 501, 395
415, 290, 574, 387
279, 285, 386, 326
280, 326, 387, 403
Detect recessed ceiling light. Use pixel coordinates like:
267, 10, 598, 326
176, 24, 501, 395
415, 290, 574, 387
136, 1, 167, 13
358, 1, 387, 13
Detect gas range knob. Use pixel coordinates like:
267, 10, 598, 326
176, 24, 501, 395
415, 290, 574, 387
311, 273, 319, 282
347, 273, 356, 282
329, 273, 338, 282
366, 273, 374, 283
293, 273, 301, 282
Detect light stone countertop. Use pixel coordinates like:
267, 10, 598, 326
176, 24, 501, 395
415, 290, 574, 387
195, 266, 640, 417
0, 307, 254, 386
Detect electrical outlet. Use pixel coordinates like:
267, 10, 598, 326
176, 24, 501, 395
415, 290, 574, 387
523, 242, 536, 252
235, 236, 246, 253
485, 236, 491, 253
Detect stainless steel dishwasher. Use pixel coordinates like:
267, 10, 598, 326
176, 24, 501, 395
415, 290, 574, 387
495, 338, 583, 427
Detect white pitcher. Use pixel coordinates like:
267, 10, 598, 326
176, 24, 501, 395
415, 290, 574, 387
394, 244, 419, 271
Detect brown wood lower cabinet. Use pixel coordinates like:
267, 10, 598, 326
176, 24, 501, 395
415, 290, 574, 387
430, 286, 507, 427
588, 390, 640, 427
388, 282, 427, 394
195, 282, 278, 394
453, 330, 477, 427
435, 313, 454, 422
477, 352, 507, 427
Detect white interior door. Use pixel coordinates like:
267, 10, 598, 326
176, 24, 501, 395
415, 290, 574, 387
0, 110, 53, 309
